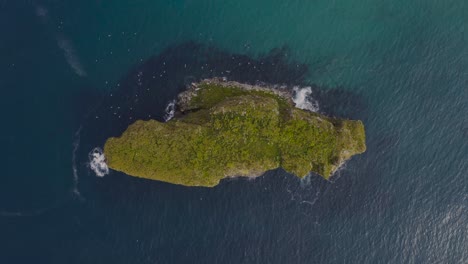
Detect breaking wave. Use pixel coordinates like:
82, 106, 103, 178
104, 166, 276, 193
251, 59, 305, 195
163, 100, 176, 121
292, 86, 319, 112
328, 160, 348, 183
88, 148, 109, 177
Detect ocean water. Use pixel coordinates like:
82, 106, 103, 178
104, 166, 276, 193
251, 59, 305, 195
0, 1, 467, 263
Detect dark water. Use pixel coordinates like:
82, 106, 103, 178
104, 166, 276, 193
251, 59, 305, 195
1, 1, 467, 263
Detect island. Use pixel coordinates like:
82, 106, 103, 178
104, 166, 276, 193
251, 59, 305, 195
103, 79, 366, 187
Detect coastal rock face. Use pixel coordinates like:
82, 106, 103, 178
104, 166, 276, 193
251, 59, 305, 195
104, 79, 366, 187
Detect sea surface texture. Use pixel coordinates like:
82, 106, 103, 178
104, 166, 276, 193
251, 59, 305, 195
0, 1, 466, 263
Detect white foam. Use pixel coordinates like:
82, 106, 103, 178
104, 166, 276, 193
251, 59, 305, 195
283, 175, 322, 209
328, 160, 348, 183
292, 86, 319, 112
88, 147, 109, 177
300, 173, 312, 187
163, 100, 176, 121
71, 127, 82, 198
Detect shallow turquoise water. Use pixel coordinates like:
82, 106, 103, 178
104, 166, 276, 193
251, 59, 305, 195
0, 1, 466, 263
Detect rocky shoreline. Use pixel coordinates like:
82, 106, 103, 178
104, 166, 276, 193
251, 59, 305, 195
104, 79, 366, 186
178, 78, 294, 112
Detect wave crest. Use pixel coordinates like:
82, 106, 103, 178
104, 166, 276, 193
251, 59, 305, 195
88, 148, 109, 177
293, 86, 319, 112
163, 100, 176, 121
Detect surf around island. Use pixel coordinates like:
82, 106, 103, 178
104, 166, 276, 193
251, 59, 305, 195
103, 78, 366, 187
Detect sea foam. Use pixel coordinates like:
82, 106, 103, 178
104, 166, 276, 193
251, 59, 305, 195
71, 127, 82, 198
292, 86, 319, 112
163, 100, 176, 121
88, 147, 109, 177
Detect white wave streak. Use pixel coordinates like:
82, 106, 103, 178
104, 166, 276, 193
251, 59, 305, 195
163, 100, 176, 121
329, 160, 348, 183
72, 127, 83, 198
292, 86, 319, 112
57, 36, 87, 77
300, 190, 320, 207
88, 148, 109, 177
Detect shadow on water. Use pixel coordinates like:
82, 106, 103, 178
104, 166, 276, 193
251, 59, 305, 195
77, 41, 367, 145
77, 42, 309, 141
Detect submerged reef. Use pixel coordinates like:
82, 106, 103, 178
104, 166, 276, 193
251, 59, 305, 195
104, 79, 366, 187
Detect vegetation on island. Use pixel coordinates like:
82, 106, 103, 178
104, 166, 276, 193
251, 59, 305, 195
104, 80, 366, 187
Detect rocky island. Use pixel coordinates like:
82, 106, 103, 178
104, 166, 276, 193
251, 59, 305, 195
103, 79, 366, 187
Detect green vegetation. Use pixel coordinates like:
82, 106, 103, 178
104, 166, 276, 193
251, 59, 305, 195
104, 80, 366, 187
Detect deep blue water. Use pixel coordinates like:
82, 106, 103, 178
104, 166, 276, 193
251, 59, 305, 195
0, 1, 467, 263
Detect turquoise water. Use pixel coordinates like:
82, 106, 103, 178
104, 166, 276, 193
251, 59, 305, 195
0, 1, 467, 263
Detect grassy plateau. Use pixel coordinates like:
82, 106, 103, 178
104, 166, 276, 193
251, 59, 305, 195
104, 79, 366, 187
